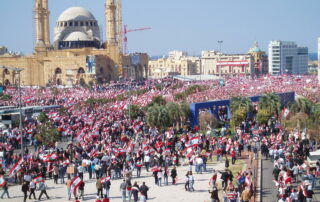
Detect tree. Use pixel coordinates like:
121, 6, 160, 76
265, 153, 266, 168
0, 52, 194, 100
199, 111, 218, 130
230, 108, 247, 128
290, 98, 313, 114
258, 93, 281, 116
166, 102, 181, 128
147, 104, 170, 129
125, 104, 144, 120
37, 112, 48, 123
148, 96, 167, 107
256, 109, 273, 125
180, 102, 190, 125
35, 122, 60, 145
230, 96, 253, 114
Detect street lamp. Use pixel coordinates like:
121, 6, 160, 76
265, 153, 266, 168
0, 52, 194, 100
0, 66, 24, 155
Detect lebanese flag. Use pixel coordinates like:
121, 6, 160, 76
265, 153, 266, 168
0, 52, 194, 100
283, 108, 291, 119
186, 136, 200, 148
180, 135, 186, 142
126, 141, 135, 153
63, 159, 70, 166
136, 161, 143, 168
245, 176, 252, 187
25, 97, 35, 103
150, 166, 159, 172
70, 176, 83, 196
131, 186, 139, 191
162, 148, 171, 156
155, 141, 164, 149
184, 147, 195, 158
33, 176, 44, 184
144, 146, 155, 155
43, 153, 58, 162
101, 176, 111, 183
0, 175, 5, 186
9, 158, 23, 178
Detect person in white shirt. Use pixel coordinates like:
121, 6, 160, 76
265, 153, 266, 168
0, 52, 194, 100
144, 155, 150, 172
157, 169, 163, 187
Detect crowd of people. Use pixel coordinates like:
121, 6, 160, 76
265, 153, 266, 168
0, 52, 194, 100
0, 75, 319, 202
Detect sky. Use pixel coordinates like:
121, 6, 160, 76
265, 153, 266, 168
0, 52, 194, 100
1, 0, 319, 56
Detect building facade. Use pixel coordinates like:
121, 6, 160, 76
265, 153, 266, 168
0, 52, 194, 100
201, 51, 254, 76
248, 42, 268, 76
0, 0, 148, 86
148, 51, 199, 78
268, 40, 308, 75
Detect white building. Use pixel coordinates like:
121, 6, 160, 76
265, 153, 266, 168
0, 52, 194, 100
268, 41, 308, 75
201, 51, 254, 76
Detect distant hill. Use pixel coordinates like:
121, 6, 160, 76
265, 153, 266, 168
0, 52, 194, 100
309, 53, 318, 61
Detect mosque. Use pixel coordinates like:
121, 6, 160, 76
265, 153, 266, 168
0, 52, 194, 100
0, 0, 148, 86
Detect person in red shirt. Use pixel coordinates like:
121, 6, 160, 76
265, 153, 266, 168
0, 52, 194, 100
231, 149, 236, 165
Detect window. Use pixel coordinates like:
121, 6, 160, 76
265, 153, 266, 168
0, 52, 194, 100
80, 21, 84, 26
64, 22, 67, 27
74, 21, 78, 26
69, 21, 73, 26
85, 21, 89, 26
90, 22, 93, 26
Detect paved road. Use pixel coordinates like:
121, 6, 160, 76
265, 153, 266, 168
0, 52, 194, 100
261, 159, 278, 202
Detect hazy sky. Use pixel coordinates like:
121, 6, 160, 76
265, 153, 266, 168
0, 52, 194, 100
1, 0, 319, 56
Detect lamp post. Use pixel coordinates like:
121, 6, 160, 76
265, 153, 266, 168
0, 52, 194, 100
217, 41, 223, 78
0, 66, 24, 155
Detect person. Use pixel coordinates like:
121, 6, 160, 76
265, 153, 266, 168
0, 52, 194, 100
78, 181, 85, 200
21, 181, 29, 202
219, 169, 229, 190
144, 155, 150, 172
0, 179, 10, 199
66, 176, 72, 200
225, 157, 229, 168
38, 181, 50, 200
209, 171, 217, 188
96, 177, 103, 198
188, 171, 195, 192
226, 188, 237, 202
139, 182, 149, 200
208, 185, 219, 202
171, 166, 177, 185
53, 164, 59, 184
29, 180, 37, 200
103, 178, 111, 198
132, 182, 140, 202
240, 187, 251, 202
164, 166, 169, 185
126, 179, 132, 202
184, 173, 189, 191
157, 169, 163, 186
120, 179, 127, 202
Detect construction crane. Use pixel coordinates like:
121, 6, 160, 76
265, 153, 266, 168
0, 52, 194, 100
123, 24, 151, 54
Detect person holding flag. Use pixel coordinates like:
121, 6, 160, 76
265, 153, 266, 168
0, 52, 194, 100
38, 181, 50, 200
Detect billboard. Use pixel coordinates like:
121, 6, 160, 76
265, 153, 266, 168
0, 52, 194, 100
86, 55, 96, 74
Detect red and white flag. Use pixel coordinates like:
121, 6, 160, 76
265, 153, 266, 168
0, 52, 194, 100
283, 108, 291, 119
162, 148, 171, 156
101, 176, 111, 183
9, 158, 23, 178
184, 147, 195, 158
186, 137, 200, 148
136, 161, 143, 168
43, 153, 58, 162
0, 175, 5, 186
33, 176, 44, 184
70, 176, 83, 196
150, 166, 159, 172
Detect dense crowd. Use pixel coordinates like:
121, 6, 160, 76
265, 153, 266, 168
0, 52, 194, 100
0, 75, 319, 202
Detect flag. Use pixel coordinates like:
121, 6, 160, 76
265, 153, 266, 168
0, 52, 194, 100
43, 153, 58, 162
0, 175, 5, 186
101, 176, 111, 183
9, 158, 23, 178
283, 108, 291, 119
186, 136, 200, 148
162, 148, 171, 156
70, 176, 83, 196
150, 166, 159, 172
136, 161, 143, 168
184, 147, 195, 158
33, 176, 44, 184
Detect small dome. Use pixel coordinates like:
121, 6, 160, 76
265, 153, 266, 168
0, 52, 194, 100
63, 31, 91, 41
251, 47, 261, 53
57, 7, 96, 22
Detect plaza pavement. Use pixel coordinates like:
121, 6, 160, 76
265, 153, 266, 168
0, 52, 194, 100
3, 161, 226, 202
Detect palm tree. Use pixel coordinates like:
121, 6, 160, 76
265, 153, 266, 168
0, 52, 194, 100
230, 96, 253, 114
147, 105, 160, 127
258, 93, 281, 116
166, 102, 181, 128
311, 103, 320, 124
293, 98, 313, 114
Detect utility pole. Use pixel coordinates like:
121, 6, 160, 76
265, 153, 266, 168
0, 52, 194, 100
0, 66, 24, 155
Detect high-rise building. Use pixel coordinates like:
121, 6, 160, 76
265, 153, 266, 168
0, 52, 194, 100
268, 41, 308, 75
